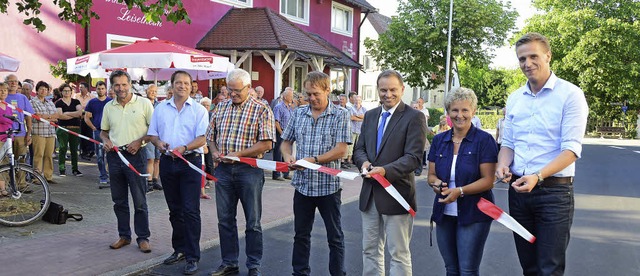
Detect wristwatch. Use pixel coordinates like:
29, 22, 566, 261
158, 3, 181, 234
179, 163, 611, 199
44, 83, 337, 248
533, 171, 544, 184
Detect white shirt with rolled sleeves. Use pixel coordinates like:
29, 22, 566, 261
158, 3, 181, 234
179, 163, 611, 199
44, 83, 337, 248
502, 73, 589, 177
147, 97, 209, 153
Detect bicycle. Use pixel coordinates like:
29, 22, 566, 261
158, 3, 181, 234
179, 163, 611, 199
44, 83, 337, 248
0, 115, 50, 226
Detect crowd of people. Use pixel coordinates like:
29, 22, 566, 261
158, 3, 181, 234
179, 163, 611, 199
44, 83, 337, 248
0, 32, 588, 276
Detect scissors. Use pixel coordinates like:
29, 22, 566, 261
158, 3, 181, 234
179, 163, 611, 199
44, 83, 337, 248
428, 182, 444, 193
360, 164, 374, 177
493, 171, 513, 185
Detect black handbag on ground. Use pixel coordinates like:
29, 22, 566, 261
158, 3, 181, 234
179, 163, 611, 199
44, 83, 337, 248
41, 201, 83, 224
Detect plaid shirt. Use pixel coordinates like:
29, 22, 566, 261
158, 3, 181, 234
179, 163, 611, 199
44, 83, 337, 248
282, 103, 351, 196
206, 97, 275, 156
273, 101, 294, 133
30, 97, 57, 137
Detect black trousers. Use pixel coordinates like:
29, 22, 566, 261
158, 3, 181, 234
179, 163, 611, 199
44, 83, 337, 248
80, 120, 94, 155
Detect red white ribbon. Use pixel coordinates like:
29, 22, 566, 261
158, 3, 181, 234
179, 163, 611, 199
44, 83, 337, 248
201, 154, 206, 188
114, 147, 150, 177
3, 101, 149, 178
370, 174, 416, 217
294, 159, 361, 180
477, 198, 536, 243
217, 156, 415, 216
221, 156, 290, 172
294, 159, 415, 217
171, 150, 217, 181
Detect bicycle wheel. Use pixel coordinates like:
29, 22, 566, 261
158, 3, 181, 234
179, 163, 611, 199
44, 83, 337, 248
0, 164, 51, 226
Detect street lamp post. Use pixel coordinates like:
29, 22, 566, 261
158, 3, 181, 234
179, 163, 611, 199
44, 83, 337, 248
443, 0, 453, 114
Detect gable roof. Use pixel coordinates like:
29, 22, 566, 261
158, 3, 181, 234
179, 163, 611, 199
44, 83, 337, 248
344, 0, 378, 13
308, 33, 361, 69
367, 12, 392, 34
197, 7, 337, 58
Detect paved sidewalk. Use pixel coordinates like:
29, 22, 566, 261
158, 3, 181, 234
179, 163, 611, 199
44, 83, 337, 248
1, 136, 634, 275
0, 156, 363, 275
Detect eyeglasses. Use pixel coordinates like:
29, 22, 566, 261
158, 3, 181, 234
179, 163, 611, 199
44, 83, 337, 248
229, 85, 249, 94
6, 80, 18, 84
62, 90, 72, 93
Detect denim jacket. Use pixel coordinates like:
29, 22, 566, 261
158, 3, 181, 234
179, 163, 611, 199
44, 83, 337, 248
428, 125, 498, 225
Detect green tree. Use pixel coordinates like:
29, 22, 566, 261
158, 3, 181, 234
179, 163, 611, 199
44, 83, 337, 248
458, 59, 526, 108
364, 0, 517, 89
517, 0, 640, 128
0, 0, 190, 32
49, 46, 84, 83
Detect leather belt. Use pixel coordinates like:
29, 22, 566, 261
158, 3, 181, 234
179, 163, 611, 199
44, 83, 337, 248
163, 152, 201, 159
540, 176, 573, 186
511, 175, 573, 186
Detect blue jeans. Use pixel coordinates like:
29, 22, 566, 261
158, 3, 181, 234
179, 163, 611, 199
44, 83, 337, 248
93, 130, 108, 182
272, 134, 289, 179
106, 150, 149, 243
436, 215, 491, 276
215, 162, 265, 269
509, 184, 574, 276
160, 154, 202, 261
292, 190, 345, 276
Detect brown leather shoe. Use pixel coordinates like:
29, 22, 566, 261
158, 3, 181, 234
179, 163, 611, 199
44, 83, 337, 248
109, 238, 131, 249
138, 240, 151, 253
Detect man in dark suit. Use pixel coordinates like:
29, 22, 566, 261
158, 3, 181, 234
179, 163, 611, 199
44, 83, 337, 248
352, 69, 427, 275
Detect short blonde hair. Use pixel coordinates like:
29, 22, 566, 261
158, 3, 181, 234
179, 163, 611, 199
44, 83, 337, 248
304, 71, 330, 91
444, 87, 478, 112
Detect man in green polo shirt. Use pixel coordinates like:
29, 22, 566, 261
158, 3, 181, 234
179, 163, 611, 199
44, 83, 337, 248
100, 70, 155, 254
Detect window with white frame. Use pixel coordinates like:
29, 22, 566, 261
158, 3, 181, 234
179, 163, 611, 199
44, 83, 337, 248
211, 0, 252, 8
106, 34, 144, 49
280, 0, 309, 25
363, 55, 378, 72
288, 62, 308, 93
361, 85, 378, 102
331, 2, 353, 37
330, 68, 345, 92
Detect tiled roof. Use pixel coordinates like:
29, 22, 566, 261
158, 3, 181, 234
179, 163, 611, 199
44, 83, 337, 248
197, 7, 337, 58
344, 0, 378, 13
367, 12, 392, 34
308, 33, 361, 69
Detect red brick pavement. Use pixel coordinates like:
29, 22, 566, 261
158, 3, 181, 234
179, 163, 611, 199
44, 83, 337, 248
0, 170, 362, 275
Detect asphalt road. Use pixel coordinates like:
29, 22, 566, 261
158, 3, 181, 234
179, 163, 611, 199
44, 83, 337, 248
141, 143, 640, 276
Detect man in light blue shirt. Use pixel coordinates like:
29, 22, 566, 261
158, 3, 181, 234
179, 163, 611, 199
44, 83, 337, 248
148, 71, 209, 275
496, 33, 588, 276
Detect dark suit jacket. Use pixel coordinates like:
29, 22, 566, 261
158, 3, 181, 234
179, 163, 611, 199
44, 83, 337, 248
353, 102, 427, 215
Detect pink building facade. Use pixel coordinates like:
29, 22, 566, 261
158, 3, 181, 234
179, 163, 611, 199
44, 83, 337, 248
1, 0, 370, 101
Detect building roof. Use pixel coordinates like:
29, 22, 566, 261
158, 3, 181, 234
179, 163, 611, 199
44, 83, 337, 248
197, 7, 362, 69
344, 0, 378, 13
367, 12, 392, 34
308, 33, 361, 69
197, 7, 337, 58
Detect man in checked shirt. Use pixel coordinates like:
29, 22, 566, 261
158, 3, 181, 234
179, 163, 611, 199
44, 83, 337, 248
206, 68, 275, 276
281, 71, 351, 276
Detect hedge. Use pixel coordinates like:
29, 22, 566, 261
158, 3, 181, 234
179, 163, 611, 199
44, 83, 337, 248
477, 114, 502, 130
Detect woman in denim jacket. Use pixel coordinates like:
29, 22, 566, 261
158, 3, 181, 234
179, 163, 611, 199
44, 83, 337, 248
427, 87, 498, 275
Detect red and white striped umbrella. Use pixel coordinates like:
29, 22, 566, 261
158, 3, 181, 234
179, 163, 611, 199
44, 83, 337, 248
0, 52, 20, 72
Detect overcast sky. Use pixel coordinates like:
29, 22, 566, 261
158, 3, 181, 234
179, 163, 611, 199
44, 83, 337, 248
366, 0, 535, 69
